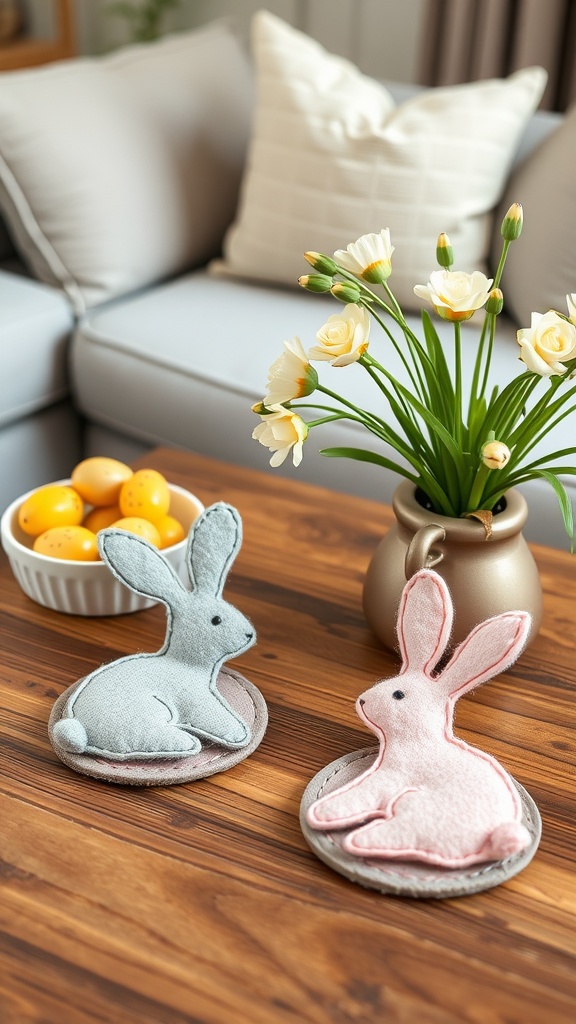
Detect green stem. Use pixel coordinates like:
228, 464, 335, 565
335, 268, 397, 318
306, 413, 353, 428
313, 382, 389, 434
367, 306, 426, 401
492, 239, 510, 290
292, 402, 388, 435
454, 321, 462, 445
361, 356, 427, 454
478, 313, 498, 403
469, 312, 490, 411
383, 281, 404, 321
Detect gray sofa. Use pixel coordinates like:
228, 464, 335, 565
0, 15, 574, 549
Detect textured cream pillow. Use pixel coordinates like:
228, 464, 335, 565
217, 11, 547, 309
0, 21, 253, 313
492, 104, 576, 328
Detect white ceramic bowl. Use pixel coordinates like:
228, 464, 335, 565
0, 480, 204, 616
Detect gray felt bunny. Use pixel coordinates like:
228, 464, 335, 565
51, 502, 257, 761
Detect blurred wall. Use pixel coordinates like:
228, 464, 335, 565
72, 0, 427, 82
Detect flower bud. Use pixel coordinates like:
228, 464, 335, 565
251, 400, 270, 415
304, 251, 339, 275
485, 287, 504, 315
436, 232, 454, 269
501, 203, 523, 242
298, 273, 333, 293
481, 440, 511, 470
330, 281, 362, 303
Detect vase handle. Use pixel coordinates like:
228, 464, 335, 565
405, 524, 446, 580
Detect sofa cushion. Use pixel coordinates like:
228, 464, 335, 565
0, 270, 73, 425
215, 11, 546, 311
0, 401, 82, 514
492, 102, 576, 328
0, 21, 253, 314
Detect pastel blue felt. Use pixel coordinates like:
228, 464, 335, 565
52, 503, 257, 760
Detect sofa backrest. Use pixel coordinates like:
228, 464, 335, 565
0, 20, 254, 313
0, 33, 561, 311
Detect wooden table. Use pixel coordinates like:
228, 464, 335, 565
1, 447, 575, 1024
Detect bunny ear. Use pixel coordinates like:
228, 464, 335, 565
439, 611, 531, 699
187, 502, 243, 596
99, 529, 187, 603
397, 570, 453, 674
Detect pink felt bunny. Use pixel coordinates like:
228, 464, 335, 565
307, 569, 532, 868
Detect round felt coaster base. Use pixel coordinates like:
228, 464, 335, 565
300, 747, 541, 899
49, 668, 267, 787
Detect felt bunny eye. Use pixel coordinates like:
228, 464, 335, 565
211, 615, 222, 625
392, 690, 405, 700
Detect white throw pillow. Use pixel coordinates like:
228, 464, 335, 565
217, 11, 547, 310
0, 21, 253, 313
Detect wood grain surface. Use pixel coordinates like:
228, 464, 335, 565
0, 447, 574, 1024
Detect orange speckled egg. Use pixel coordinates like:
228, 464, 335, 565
18, 485, 84, 537
33, 526, 99, 561
119, 469, 170, 524
155, 515, 186, 549
71, 457, 133, 506
83, 504, 122, 533
110, 517, 161, 546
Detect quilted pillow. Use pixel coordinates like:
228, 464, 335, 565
0, 21, 253, 313
216, 11, 546, 310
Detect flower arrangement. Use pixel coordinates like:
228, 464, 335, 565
252, 205, 576, 545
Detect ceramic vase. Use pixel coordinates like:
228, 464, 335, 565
363, 481, 543, 651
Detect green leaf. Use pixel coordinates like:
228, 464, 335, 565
511, 392, 576, 464
392, 378, 464, 464
481, 372, 537, 442
538, 470, 575, 549
466, 396, 487, 448
514, 448, 576, 474
319, 447, 418, 481
319, 447, 454, 515
421, 311, 453, 411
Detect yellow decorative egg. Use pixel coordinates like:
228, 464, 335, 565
71, 457, 133, 506
110, 517, 161, 547
33, 526, 99, 561
119, 469, 170, 524
155, 514, 186, 549
18, 485, 84, 537
83, 504, 122, 533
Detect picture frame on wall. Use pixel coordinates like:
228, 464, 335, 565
0, 0, 74, 70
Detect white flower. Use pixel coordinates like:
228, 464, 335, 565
309, 304, 370, 367
482, 441, 511, 470
517, 311, 576, 377
252, 404, 308, 467
567, 293, 576, 325
414, 270, 493, 322
334, 229, 394, 284
265, 337, 317, 405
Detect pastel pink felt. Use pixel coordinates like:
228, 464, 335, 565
307, 570, 532, 868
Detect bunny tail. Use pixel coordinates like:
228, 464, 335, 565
484, 822, 531, 860
52, 718, 88, 753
